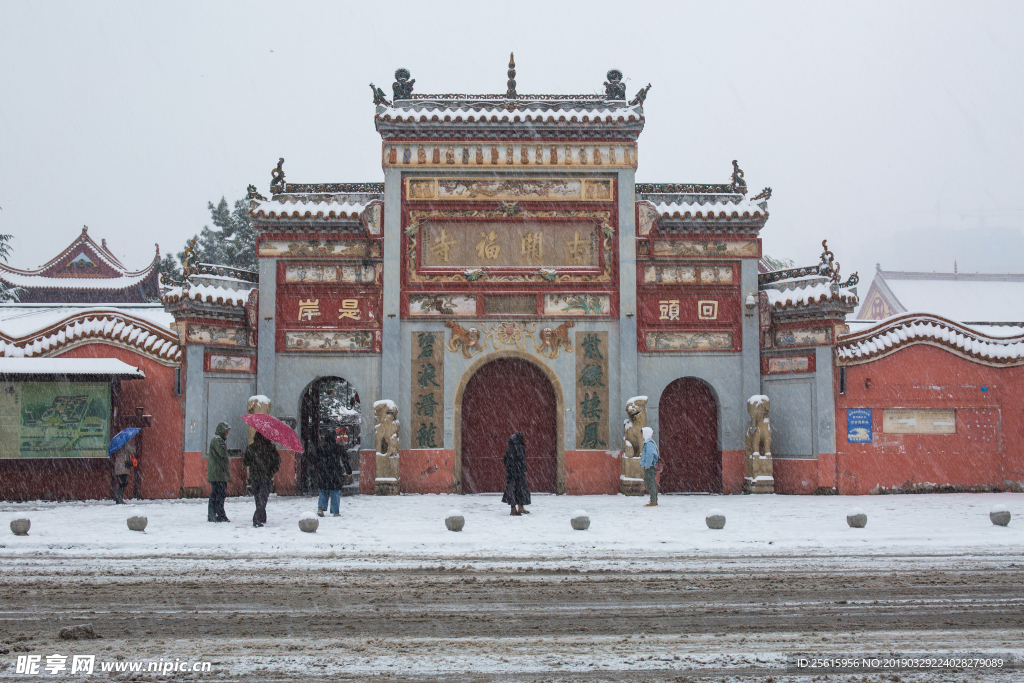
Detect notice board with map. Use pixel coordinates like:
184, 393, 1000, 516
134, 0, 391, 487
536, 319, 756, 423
0, 382, 111, 458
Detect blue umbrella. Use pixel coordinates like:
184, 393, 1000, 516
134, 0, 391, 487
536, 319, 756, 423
108, 428, 141, 455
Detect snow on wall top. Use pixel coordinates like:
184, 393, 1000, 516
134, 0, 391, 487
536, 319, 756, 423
0, 357, 145, 377
0, 306, 181, 365
0, 270, 156, 291
836, 313, 1024, 367
376, 100, 643, 124
652, 196, 767, 220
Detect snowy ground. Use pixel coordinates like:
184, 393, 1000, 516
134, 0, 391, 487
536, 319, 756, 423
1, 492, 1021, 569
2, 494, 1023, 681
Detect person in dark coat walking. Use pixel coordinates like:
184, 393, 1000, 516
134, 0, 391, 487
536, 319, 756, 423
243, 432, 281, 527
109, 440, 135, 504
207, 422, 231, 522
502, 432, 531, 516
315, 430, 346, 517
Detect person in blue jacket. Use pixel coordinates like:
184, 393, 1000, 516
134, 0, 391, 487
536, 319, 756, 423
639, 426, 659, 507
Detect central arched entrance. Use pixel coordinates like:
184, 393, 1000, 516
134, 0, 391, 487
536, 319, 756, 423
459, 357, 559, 494
659, 377, 721, 493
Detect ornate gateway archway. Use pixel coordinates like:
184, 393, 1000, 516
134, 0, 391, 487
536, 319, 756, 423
659, 377, 721, 493
455, 351, 564, 495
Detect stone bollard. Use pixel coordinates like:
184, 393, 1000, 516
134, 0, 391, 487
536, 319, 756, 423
298, 514, 319, 533
847, 508, 867, 528
445, 509, 465, 532
570, 510, 590, 531
705, 508, 726, 529
10, 518, 30, 536
126, 516, 148, 532
990, 505, 1011, 527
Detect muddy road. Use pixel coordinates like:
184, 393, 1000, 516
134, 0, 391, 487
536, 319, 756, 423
1, 554, 1022, 681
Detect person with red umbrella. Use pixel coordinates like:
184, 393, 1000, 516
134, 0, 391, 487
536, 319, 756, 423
243, 431, 281, 527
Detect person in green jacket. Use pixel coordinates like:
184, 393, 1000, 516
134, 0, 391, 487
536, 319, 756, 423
207, 422, 231, 523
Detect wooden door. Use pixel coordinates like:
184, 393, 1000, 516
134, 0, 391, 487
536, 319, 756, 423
659, 377, 721, 493
461, 358, 558, 493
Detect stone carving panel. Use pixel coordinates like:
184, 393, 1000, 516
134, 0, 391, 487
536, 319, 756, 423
575, 332, 609, 450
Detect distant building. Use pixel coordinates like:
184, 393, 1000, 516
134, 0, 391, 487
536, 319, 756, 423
857, 264, 1024, 325
0, 226, 160, 304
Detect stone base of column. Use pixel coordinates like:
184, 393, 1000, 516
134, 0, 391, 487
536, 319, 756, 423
743, 454, 774, 494
620, 455, 646, 496
374, 453, 400, 496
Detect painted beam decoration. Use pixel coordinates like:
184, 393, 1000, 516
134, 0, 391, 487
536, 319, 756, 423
575, 331, 609, 449
257, 240, 368, 258
385, 144, 637, 170
411, 331, 444, 449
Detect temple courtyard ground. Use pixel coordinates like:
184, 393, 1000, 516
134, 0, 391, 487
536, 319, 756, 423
1, 492, 1022, 681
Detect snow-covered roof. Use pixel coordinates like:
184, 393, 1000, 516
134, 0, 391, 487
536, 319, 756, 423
0, 357, 145, 378
858, 268, 1024, 323
652, 195, 767, 221
0, 305, 180, 364
376, 100, 644, 125
162, 284, 254, 308
836, 313, 1024, 367
0, 270, 156, 291
251, 195, 373, 220
765, 280, 858, 310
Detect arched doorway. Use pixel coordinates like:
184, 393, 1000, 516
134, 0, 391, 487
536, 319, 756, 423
659, 377, 721, 493
299, 377, 361, 494
460, 357, 558, 494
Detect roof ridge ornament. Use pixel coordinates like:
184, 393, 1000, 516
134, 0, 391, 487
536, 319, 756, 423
629, 83, 651, 106
369, 82, 391, 107
270, 158, 285, 194
506, 53, 517, 100
731, 160, 747, 195
604, 70, 626, 100
393, 68, 415, 100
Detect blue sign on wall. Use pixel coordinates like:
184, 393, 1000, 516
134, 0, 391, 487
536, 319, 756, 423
847, 409, 873, 443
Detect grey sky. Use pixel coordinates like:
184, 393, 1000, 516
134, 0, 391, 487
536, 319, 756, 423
1, 1, 1021, 286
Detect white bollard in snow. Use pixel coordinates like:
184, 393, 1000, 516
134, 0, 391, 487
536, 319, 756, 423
705, 509, 726, 529
10, 518, 30, 536
847, 508, 867, 528
990, 504, 1011, 527
570, 510, 590, 530
445, 509, 465, 532
126, 516, 148, 532
298, 513, 319, 533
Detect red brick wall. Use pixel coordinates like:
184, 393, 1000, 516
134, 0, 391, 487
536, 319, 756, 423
0, 344, 183, 501
564, 450, 620, 495
835, 344, 1024, 495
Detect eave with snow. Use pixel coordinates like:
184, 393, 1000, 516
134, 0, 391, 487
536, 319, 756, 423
0, 226, 160, 304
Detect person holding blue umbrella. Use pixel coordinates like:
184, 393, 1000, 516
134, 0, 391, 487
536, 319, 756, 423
108, 428, 140, 504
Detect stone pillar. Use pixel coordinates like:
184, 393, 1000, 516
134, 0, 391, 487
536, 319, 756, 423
373, 399, 400, 495
620, 396, 647, 496
743, 394, 774, 494
256, 256, 277, 400
381, 168, 403, 407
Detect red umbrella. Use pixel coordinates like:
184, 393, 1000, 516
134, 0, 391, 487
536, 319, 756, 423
241, 413, 304, 452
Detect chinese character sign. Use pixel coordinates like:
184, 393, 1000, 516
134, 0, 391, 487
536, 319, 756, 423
847, 409, 872, 443
575, 331, 609, 449
411, 331, 444, 449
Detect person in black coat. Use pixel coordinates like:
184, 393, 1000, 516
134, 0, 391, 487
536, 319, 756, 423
315, 430, 346, 517
243, 432, 281, 528
502, 432, 531, 516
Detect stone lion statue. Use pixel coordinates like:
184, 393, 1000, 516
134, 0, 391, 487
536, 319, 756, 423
745, 395, 771, 457
622, 396, 648, 459
374, 400, 400, 457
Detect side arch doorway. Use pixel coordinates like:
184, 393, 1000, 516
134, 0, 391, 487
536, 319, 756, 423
459, 356, 559, 494
299, 377, 361, 494
659, 377, 721, 493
